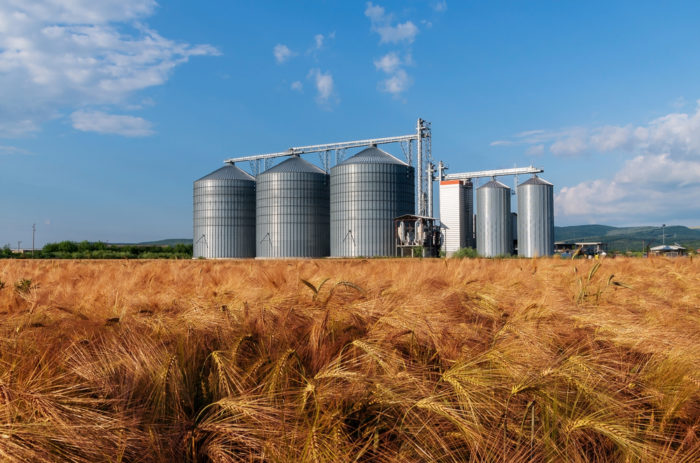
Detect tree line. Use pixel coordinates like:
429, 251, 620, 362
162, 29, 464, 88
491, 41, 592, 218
1, 241, 192, 259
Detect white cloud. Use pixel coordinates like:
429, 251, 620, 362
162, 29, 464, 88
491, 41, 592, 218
308, 68, 335, 105
525, 144, 544, 156
543, 102, 700, 225
0, 145, 31, 155
491, 102, 700, 224
555, 154, 700, 224
290, 81, 303, 92
373, 52, 401, 74
366, 4, 418, 96
379, 69, 411, 95
365, 2, 419, 44
273, 44, 294, 64
494, 101, 700, 158
376, 22, 418, 44
550, 133, 588, 156
71, 109, 154, 137
432, 1, 448, 13
308, 32, 334, 54
373, 52, 412, 95
364, 3, 385, 23
0, 0, 218, 138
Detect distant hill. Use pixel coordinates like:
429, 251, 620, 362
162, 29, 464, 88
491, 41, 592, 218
119, 228, 700, 253
554, 225, 700, 252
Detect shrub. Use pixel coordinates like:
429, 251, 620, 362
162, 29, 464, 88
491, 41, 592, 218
452, 247, 479, 258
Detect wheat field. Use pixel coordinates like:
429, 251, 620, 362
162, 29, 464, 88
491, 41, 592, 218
0, 257, 698, 462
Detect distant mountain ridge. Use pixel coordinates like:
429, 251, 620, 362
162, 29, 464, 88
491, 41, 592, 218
125, 226, 700, 252
554, 225, 700, 251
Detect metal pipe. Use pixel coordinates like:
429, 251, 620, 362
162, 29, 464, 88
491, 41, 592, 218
224, 133, 419, 164
427, 162, 434, 218
445, 166, 543, 181
416, 118, 423, 215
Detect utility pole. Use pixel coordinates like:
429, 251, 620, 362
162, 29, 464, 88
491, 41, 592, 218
32, 223, 36, 256
17, 241, 21, 253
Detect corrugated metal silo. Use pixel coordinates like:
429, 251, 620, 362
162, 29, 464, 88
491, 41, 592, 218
330, 146, 414, 257
476, 179, 512, 257
256, 156, 330, 258
517, 175, 554, 257
193, 164, 256, 258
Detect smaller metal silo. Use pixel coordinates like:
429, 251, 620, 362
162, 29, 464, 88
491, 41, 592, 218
256, 156, 330, 258
476, 179, 512, 257
517, 175, 554, 257
193, 164, 256, 258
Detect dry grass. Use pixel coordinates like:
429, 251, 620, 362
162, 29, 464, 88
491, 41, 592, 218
0, 257, 698, 462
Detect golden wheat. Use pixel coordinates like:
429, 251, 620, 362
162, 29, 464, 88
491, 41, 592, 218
0, 257, 697, 462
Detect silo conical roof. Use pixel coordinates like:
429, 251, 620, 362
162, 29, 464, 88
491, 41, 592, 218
196, 164, 255, 182
261, 156, 327, 174
519, 175, 552, 187
478, 179, 510, 189
338, 146, 407, 166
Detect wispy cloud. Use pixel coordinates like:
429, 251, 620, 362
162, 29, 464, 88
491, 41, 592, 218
365, 2, 419, 44
290, 81, 303, 92
373, 52, 413, 95
312, 32, 335, 51
366, 4, 420, 96
555, 153, 700, 225
374, 52, 401, 74
504, 100, 700, 225
273, 44, 294, 64
525, 144, 545, 156
432, 1, 448, 13
493, 102, 700, 159
0, 0, 218, 138
492, 101, 700, 224
71, 110, 154, 137
307, 68, 336, 106
0, 145, 32, 155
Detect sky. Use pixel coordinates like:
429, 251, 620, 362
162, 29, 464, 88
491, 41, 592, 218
1, 0, 700, 246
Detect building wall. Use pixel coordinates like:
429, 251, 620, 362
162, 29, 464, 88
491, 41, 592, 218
440, 180, 466, 255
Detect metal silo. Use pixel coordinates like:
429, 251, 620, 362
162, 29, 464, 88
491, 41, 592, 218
476, 179, 512, 257
330, 146, 414, 257
193, 164, 256, 258
517, 175, 554, 257
256, 156, 330, 258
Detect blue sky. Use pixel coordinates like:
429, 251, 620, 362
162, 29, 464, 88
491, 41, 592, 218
2, 0, 700, 246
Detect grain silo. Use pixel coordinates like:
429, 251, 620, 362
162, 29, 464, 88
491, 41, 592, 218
476, 179, 512, 257
256, 156, 330, 258
517, 175, 554, 257
439, 179, 474, 255
193, 164, 256, 258
330, 146, 414, 257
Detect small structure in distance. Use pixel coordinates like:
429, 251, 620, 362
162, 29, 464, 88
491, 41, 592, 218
649, 244, 687, 257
